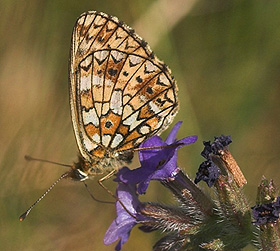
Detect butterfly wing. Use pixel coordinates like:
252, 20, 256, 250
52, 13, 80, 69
69, 11, 179, 162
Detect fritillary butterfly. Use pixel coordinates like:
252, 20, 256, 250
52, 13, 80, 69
68, 11, 179, 181
20, 11, 178, 220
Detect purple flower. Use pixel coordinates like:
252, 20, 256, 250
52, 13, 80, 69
194, 160, 220, 187
196, 135, 230, 186
104, 183, 145, 250
201, 141, 212, 159
211, 135, 232, 154
116, 121, 197, 194
201, 135, 232, 158
252, 197, 280, 225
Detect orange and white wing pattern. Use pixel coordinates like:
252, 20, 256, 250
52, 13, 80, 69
69, 11, 179, 163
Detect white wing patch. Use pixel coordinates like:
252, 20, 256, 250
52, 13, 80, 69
82, 134, 97, 152
111, 50, 125, 62
123, 110, 144, 131
92, 133, 101, 144
129, 55, 142, 66
82, 108, 99, 126
110, 90, 123, 115
94, 50, 109, 63
149, 101, 161, 113
111, 133, 124, 148
92, 75, 103, 88
145, 61, 157, 73
139, 125, 151, 135
80, 75, 92, 91
102, 134, 112, 147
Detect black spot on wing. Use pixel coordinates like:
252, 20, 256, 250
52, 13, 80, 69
136, 76, 143, 83
108, 68, 118, 76
105, 120, 113, 128
146, 86, 153, 94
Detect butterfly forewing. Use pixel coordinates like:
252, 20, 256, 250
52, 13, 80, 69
69, 11, 179, 164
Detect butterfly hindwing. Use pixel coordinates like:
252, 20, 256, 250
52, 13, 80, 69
69, 11, 178, 162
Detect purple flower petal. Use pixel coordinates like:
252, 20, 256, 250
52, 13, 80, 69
104, 218, 136, 250
104, 183, 142, 250
149, 152, 178, 180
194, 160, 220, 187
138, 178, 152, 195
177, 136, 198, 149
116, 166, 153, 185
116, 121, 197, 194
165, 121, 182, 144
201, 141, 212, 159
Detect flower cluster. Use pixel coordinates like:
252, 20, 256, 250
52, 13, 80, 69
102, 122, 280, 250
194, 135, 234, 187
252, 197, 280, 225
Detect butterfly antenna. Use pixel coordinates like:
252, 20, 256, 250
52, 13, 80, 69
25, 155, 72, 168
19, 172, 69, 221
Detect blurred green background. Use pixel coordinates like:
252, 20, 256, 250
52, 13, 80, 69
1, 0, 280, 250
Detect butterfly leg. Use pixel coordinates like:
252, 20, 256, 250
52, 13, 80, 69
98, 170, 117, 198
98, 170, 136, 219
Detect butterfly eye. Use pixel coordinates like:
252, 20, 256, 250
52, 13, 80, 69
75, 169, 88, 181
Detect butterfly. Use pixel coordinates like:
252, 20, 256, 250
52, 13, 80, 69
20, 10, 178, 220
68, 11, 179, 181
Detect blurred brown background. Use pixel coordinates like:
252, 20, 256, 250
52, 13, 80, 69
1, 0, 280, 250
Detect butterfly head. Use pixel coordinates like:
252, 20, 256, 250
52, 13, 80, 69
69, 150, 135, 181
67, 155, 91, 181
68, 168, 89, 181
